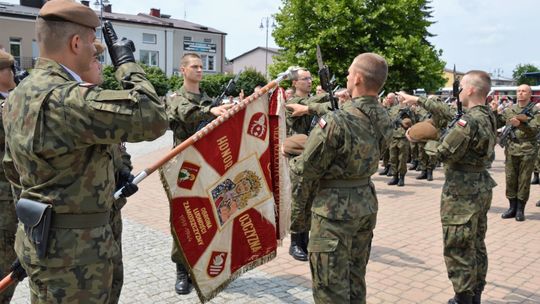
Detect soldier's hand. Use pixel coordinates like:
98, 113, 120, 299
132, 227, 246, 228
397, 92, 419, 105
116, 169, 139, 198
108, 37, 136, 68
286, 103, 309, 117
405, 129, 418, 143
210, 103, 234, 116
509, 117, 521, 127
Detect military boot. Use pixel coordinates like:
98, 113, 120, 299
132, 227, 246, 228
501, 198, 517, 219
426, 169, 433, 181
416, 170, 427, 180
386, 167, 394, 177
387, 175, 399, 185
532, 172, 540, 184
448, 292, 473, 304
379, 165, 390, 176
472, 287, 483, 304
175, 263, 192, 295
289, 233, 308, 261
515, 200, 526, 221
397, 173, 405, 187
409, 160, 418, 170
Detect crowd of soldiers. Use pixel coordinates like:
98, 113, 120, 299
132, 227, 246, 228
0, 1, 539, 304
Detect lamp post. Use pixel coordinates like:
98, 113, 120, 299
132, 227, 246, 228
93, 0, 111, 42
259, 16, 275, 79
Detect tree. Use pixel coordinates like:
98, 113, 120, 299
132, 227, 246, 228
102, 63, 170, 96
271, 0, 446, 92
512, 63, 540, 86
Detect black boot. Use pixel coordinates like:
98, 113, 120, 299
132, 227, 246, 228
448, 292, 473, 304
472, 287, 483, 304
388, 175, 399, 185
501, 199, 517, 219
409, 160, 418, 170
379, 166, 390, 176
416, 170, 427, 180
175, 263, 192, 295
289, 233, 308, 261
532, 172, 540, 184
397, 173, 405, 187
386, 167, 394, 177
426, 169, 433, 181
515, 200, 526, 221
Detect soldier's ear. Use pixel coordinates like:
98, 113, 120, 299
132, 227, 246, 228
69, 34, 83, 55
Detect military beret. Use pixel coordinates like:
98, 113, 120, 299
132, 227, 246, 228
408, 120, 438, 142
283, 134, 308, 156
39, 0, 100, 29
0, 49, 14, 70
94, 40, 106, 55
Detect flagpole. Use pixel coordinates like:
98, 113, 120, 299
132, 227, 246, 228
114, 67, 299, 199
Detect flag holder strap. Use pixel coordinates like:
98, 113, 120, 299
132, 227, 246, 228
114, 67, 299, 199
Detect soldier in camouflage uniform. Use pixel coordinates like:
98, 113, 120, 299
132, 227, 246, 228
2, 1, 168, 302
402, 70, 496, 304
387, 97, 415, 186
496, 84, 540, 221
409, 104, 428, 171
0, 49, 18, 304
166, 53, 233, 294
379, 93, 397, 176
290, 53, 393, 304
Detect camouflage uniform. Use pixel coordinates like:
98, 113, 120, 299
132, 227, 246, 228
424, 104, 497, 297
3, 58, 167, 303
290, 96, 392, 304
166, 85, 214, 271
0, 93, 17, 304
387, 105, 415, 185
496, 103, 540, 207
409, 106, 428, 170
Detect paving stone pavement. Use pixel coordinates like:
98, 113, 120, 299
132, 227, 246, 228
9, 137, 540, 303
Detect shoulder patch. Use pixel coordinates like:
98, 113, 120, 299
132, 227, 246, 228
457, 119, 467, 127
318, 117, 327, 129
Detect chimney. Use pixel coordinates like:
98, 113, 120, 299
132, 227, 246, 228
81, 0, 89, 7
104, 4, 111, 13
150, 8, 160, 17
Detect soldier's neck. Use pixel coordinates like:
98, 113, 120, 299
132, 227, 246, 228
518, 100, 530, 107
184, 81, 200, 94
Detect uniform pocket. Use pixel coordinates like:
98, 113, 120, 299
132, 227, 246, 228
308, 238, 338, 287
441, 214, 473, 248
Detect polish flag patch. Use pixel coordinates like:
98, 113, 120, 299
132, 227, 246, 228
318, 118, 327, 129
457, 119, 467, 127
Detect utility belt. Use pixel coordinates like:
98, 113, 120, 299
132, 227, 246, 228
15, 198, 110, 258
319, 178, 371, 188
447, 163, 486, 173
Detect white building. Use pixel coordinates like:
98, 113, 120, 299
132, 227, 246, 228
227, 47, 279, 77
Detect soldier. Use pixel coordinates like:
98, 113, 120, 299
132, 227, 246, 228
290, 53, 392, 303
387, 94, 415, 186
496, 84, 540, 221
2, 0, 168, 302
402, 70, 496, 304
166, 53, 232, 294
0, 49, 18, 304
379, 93, 397, 176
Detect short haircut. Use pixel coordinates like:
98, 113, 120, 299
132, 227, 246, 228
35, 18, 92, 54
180, 53, 201, 67
464, 70, 491, 97
352, 53, 388, 91
290, 67, 308, 81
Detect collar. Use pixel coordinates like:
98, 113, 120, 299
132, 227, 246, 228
60, 64, 83, 83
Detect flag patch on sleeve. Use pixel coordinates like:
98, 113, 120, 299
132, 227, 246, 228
318, 118, 327, 129
457, 119, 467, 127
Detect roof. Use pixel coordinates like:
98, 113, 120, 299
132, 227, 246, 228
443, 67, 466, 75
0, 2, 225, 34
230, 47, 280, 62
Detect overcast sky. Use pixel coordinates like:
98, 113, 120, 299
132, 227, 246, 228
4, 0, 537, 78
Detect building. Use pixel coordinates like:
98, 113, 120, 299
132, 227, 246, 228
442, 67, 466, 88
227, 46, 279, 77
0, 0, 226, 76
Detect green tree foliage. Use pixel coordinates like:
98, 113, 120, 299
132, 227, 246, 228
101, 64, 170, 96
201, 73, 234, 97
512, 63, 540, 86
271, 0, 446, 92
101, 65, 121, 91
234, 68, 268, 96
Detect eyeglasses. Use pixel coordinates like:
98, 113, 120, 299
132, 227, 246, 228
299, 77, 312, 81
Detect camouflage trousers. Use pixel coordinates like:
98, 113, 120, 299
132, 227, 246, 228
22, 259, 114, 303
418, 142, 435, 171
534, 148, 540, 173
0, 229, 17, 304
441, 190, 491, 295
389, 137, 410, 175
109, 207, 124, 304
308, 213, 377, 304
505, 153, 536, 203
410, 142, 419, 163
381, 148, 390, 167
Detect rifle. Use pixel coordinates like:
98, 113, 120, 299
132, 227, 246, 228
211, 71, 242, 107
11, 61, 29, 85
499, 101, 537, 148
441, 65, 463, 138
393, 107, 413, 129
315, 45, 338, 110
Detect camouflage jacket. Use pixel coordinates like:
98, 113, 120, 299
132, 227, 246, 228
286, 93, 331, 136
112, 143, 133, 211
388, 105, 415, 138
425, 105, 497, 198
0, 94, 16, 231
496, 102, 540, 156
3, 58, 168, 267
166, 85, 214, 146
418, 96, 454, 130
290, 96, 392, 222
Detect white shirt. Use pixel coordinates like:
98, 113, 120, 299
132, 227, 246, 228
60, 64, 82, 83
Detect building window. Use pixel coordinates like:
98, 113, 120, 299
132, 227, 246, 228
203, 38, 212, 43
200, 54, 215, 72
184, 36, 192, 41
140, 50, 158, 66
9, 38, 21, 66
142, 33, 157, 44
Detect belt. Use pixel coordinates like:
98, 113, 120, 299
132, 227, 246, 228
447, 163, 486, 173
319, 178, 371, 188
52, 211, 110, 229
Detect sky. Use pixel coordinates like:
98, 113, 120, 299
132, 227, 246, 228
4, 0, 538, 79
